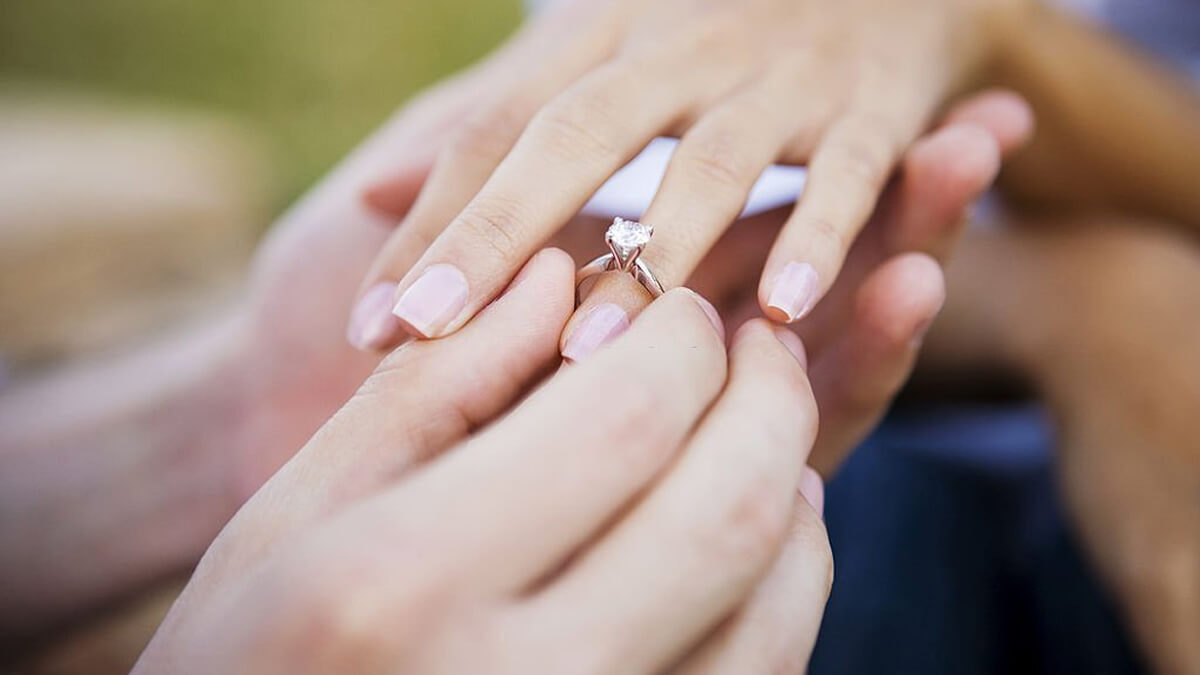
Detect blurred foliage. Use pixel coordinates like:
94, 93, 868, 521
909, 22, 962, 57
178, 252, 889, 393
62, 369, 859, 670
0, 0, 522, 203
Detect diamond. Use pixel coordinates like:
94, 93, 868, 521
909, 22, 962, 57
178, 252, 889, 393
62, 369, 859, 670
606, 217, 652, 252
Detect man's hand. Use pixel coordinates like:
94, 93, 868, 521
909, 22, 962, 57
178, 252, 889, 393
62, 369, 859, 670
140, 253, 833, 674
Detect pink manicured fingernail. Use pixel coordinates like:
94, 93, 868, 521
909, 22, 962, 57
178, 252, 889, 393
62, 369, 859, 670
562, 304, 630, 363
773, 328, 809, 370
766, 262, 820, 323
799, 468, 825, 518
686, 290, 726, 343
348, 281, 403, 351
391, 264, 469, 338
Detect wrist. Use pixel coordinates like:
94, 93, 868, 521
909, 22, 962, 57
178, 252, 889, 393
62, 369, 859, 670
104, 313, 253, 572
980, 0, 1046, 82
0, 313, 250, 640
966, 0, 1040, 87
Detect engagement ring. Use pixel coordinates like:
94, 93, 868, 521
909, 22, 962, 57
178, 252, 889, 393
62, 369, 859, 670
576, 217, 665, 303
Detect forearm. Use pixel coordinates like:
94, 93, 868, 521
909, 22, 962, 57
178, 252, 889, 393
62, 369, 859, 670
0, 317, 246, 647
990, 2, 1200, 228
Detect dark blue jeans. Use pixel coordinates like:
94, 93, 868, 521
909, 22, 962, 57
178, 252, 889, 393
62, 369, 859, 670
810, 405, 1146, 675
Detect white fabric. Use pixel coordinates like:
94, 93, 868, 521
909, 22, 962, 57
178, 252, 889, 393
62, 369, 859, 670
528, 0, 1197, 220
581, 137, 807, 220
523, 0, 808, 220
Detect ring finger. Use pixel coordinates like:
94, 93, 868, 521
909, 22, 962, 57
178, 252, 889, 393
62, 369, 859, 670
363, 42, 746, 346
346, 4, 621, 350
563, 70, 832, 360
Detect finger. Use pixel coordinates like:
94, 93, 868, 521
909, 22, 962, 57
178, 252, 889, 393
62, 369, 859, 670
347, 13, 620, 350
881, 89, 1032, 260
784, 123, 992, 357
358, 70, 498, 219
361, 0, 640, 219
943, 88, 1035, 157
674, 471, 832, 675
237, 248, 577, 550
347, 85, 540, 350
786, 92, 1022, 356
760, 107, 919, 323
383, 50, 727, 342
360, 161, 430, 223
562, 74, 828, 360
513, 320, 815, 674
343, 288, 728, 598
807, 252, 945, 475
883, 122, 1002, 261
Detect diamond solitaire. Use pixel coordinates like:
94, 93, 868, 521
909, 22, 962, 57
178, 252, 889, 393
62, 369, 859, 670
577, 217, 665, 301
605, 217, 653, 269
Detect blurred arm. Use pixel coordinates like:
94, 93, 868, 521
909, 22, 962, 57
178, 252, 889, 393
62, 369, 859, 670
0, 321, 243, 649
992, 2, 1200, 229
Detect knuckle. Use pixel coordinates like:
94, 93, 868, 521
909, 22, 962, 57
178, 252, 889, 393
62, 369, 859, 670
353, 364, 470, 464
272, 555, 447, 668
829, 136, 889, 186
805, 215, 849, 256
682, 131, 752, 193
533, 86, 622, 162
704, 474, 793, 567
447, 103, 527, 162
588, 376, 683, 464
452, 197, 530, 262
685, 11, 732, 45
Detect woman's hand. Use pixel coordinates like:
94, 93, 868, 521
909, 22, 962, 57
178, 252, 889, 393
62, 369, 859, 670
137, 250, 831, 674
346, 0, 1032, 351
216, 66, 1026, 504
363, 89, 1035, 474
704, 91, 1034, 471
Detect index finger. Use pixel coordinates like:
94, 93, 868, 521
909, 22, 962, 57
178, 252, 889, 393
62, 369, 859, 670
382, 51, 724, 340
287, 288, 728, 609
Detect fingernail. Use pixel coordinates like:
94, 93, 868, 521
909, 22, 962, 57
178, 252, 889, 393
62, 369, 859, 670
766, 262, 820, 323
799, 468, 825, 518
562, 304, 630, 363
773, 328, 809, 370
391, 264, 469, 338
347, 281, 403, 351
686, 290, 726, 343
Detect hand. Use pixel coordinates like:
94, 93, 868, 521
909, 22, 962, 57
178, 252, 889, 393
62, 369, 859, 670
707, 91, 1034, 470
226, 78, 1024, 502
138, 251, 831, 674
220, 71, 500, 500
346, 0, 1032, 352
366, 89, 1035, 473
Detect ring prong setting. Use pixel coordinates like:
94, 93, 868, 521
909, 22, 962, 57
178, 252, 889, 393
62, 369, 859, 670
605, 217, 653, 271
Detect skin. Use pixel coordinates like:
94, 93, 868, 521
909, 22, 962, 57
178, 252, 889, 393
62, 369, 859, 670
137, 259, 834, 674
362, 3, 1200, 668
4, 0, 1198, 668
926, 222, 1200, 675
366, 89, 1034, 472
347, 0, 1033, 350
0, 87, 1022, 649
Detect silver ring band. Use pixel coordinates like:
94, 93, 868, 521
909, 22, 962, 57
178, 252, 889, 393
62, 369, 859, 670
576, 218, 665, 303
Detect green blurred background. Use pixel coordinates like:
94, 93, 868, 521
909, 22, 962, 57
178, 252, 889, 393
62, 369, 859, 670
0, 0, 523, 203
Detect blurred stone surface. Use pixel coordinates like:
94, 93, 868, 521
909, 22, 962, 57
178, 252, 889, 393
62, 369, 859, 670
0, 90, 271, 380
0, 91, 273, 672
9, 579, 185, 675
